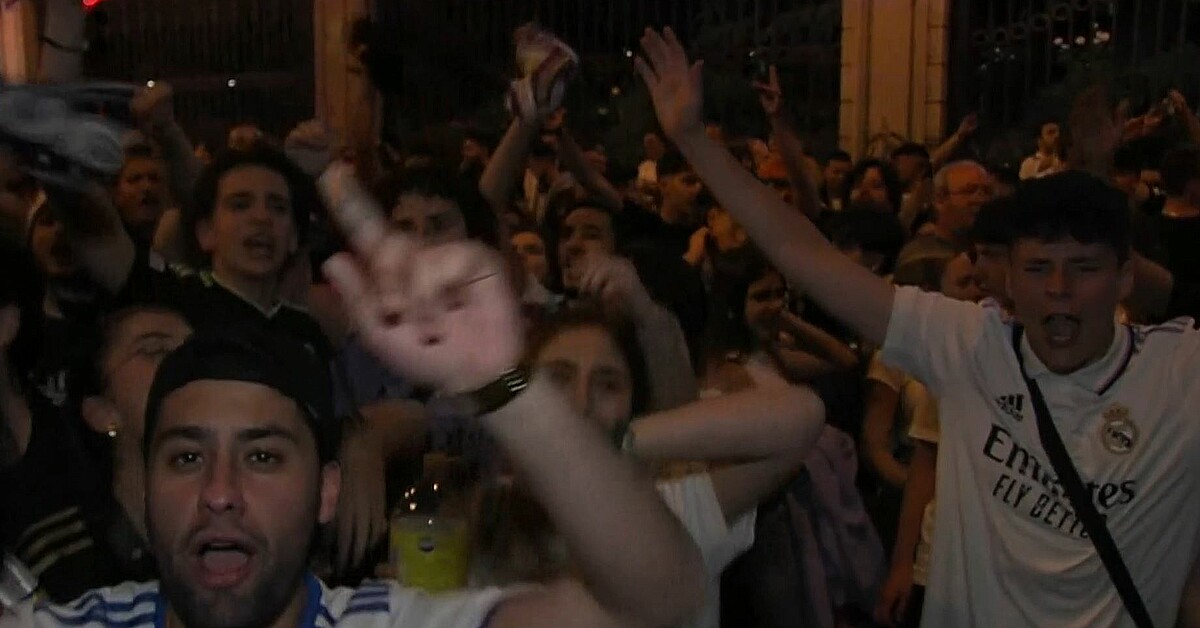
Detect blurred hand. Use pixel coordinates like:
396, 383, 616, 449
684, 226, 710, 266
956, 112, 979, 137
285, 119, 336, 177
331, 427, 388, 575
635, 27, 705, 143
577, 253, 656, 323
874, 563, 915, 626
320, 164, 523, 394
130, 82, 175, 130
752, 65, 784, 119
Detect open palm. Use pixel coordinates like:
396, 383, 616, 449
319, 164, 523, 394
635, 28, 705, 143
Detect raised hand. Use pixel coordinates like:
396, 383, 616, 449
319, 164, 523, 394
956, 112, 979, 138
576, 253, 657, 322
284, 119, 336, 177
752, 65, 784, 119
635, 27, 705, 143
130, 82, 175, 131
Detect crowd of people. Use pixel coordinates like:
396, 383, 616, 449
0, 19, 1198, 628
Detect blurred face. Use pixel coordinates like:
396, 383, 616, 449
146, 380, 339, 628
744, 272, 787, 344
583, 149, 608, 175
973, 243, 1010, 303
940, 253, 983, 302
228, 125, 264, 152
536, 325, 634, 432
197, 165, 298, 283
936, 164, 993, 236
659, 171, 703, 221
558, 207, 615, 289
892, 154, 927, 188
0, 152, 39, 224
390, 193, 467, 246
28, 204, 77, 280
850, 166, 891, 209
706, 205, 745, 251
824, 158, 851, 195
115, 157, 168, 237
101, 310, 192, 443
643, 133, 666, 162
1038, 123, 1061, 153
1006, 238, 1132, 374
511, 231, 549, 286
461, 139, 488, 166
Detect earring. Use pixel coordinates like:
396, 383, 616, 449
105, 423, 118, 438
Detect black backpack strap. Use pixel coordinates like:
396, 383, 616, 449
1010, 326, 1155, 628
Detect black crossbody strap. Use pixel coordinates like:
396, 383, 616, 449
1011, 326, 1155, 628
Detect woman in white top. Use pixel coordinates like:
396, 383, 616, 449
473, 307, 825, 628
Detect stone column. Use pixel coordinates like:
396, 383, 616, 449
838, 0, 951, 157
313, 0, 379, 152
0, 0, 40, 83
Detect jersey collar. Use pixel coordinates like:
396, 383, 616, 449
1018, 321, 1135, 395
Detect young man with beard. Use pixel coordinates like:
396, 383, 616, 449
2, 212, 706, 627
636, 27, 1200, 626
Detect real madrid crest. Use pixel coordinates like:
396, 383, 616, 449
1100, 404, 1138, 455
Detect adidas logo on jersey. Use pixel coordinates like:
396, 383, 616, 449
995, 394, 1024, 421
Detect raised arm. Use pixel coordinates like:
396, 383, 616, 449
754, 66, 822, 220
50, 181, 137, 294
929, 113, 978, 171
556, 128, 623, 211
319, 165, 705, 628
479, 118, 541, 213
578, 253, 699, 410
627, 383, 824, 522
635, 28, 895, 346
131, 83, 203, 217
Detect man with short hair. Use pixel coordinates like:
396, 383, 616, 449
819, 150, 852, 211
896, 160, 992, 269
112, 144, 170, 248
4, 191, 706, 626
637, 28, 1200, 626
1019, 119, 1065, 180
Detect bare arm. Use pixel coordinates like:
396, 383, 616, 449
875, 439, 936, 626
636, 28, 895, 346
776, 310, 859, 371
578, 254, 699, 410
861, 380, 908, 488
52, 183, 137, 294
628, 384, 824, 522
557, 129, 622, 211
929, 113, 978, 171
1168, 90, 1200, 146
754, 66, 821, 220
487, 380, 706, 628
318, 164, 704, 628
479, 118, 541, 213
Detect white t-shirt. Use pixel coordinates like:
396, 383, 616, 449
657, 473, 757, 628
881, 286, 1200, 627
905, 379, 940, 588
0, 574, 508, 627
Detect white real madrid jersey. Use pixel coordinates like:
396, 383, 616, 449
880, 286, 1200, 628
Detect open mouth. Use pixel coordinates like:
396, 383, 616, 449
1042, 313, 1081, 347
193, 538, 255, 588
243, 234, 276, 258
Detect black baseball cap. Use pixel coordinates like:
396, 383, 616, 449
143, 327, 341, 464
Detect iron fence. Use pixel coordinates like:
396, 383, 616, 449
374, 0, 842, 156
85, 0, 315, 142
949, 0, 1200, 141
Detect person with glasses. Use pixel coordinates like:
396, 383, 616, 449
897, 160, 994, 269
